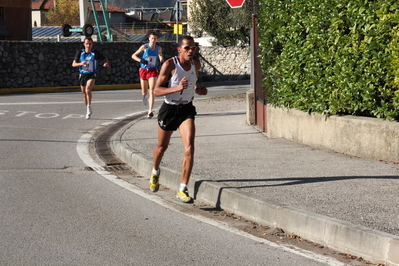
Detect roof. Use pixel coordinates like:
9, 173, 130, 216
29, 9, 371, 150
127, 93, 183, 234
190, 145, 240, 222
91, 2, 128, 13
32, 26, 151, 42
32, 0, 62, 10
32, 26, 178, 42
32, 0, 128, 13
157, 10, 173, 22
32, 25, 102, 42
126, 9, 187, 23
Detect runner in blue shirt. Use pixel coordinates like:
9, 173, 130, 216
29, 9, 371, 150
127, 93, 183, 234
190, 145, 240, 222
72, 37, 109, 119
132, 31, 164, 118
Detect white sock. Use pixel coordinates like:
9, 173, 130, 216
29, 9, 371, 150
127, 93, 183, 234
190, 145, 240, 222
180, 183, 187, 192
152, 168, 160, 175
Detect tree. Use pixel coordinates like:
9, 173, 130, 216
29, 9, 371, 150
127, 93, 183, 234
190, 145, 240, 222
45, 0, 80, 26
189, 0, 252, 46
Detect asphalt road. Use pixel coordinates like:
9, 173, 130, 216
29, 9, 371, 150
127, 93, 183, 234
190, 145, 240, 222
0, 87, 349, 265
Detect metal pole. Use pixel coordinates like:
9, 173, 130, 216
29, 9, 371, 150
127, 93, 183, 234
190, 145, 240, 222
176, 1, 179, 43
79, 0, 88, 27
90, 0, 103, 41
99, 0, 112, 41
250, 0, 255, 95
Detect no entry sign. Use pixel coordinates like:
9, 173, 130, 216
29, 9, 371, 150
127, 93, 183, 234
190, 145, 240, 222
225, 0, 246, 8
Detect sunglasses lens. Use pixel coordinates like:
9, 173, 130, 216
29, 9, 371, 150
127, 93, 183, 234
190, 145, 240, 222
183, 46, 197, 50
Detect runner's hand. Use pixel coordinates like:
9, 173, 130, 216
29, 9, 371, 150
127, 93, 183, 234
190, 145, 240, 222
195, 84, 207, 95
179, 77, 188, 94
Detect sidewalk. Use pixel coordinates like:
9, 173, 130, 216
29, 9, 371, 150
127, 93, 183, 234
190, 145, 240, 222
111, 83, 399, 266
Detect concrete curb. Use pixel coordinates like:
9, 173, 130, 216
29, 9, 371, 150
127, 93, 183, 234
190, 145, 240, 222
110, 116, 399, 266
0, 84, 141, 95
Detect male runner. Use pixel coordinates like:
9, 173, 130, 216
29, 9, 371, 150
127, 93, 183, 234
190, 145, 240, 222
149, 35, 207, 203
132, 31, 164, 118
72, 37, 109, 119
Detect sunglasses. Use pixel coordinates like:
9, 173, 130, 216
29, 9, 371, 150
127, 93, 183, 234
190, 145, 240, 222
181, 46, 197, 51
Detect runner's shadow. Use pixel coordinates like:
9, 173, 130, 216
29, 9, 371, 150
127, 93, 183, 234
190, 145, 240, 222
214, 175, 399, 188
194, 175, 399, 208
196, 111, 246, 117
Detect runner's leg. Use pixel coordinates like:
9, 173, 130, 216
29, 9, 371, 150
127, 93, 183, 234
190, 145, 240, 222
80, 86, 87, 106
85, 78, 95, 107
153, 126, 173, 171
141, 79, 148, 97
178, 118, 195, 185
148, 76, 157, 112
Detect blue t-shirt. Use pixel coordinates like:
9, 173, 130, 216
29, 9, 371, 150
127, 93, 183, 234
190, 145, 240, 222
140, 44, 159, 69
74, 49, 106, 74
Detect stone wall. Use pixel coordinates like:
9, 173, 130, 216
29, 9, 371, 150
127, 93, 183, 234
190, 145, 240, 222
0, 41, 250, 89
197, 46, 250, 82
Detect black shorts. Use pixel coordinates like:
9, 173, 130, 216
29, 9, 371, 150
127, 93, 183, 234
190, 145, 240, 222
79, 73, 97, 86
157, 102, 197, 131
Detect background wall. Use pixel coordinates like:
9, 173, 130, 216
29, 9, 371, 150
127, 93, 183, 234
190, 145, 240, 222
0, 41, 250, 89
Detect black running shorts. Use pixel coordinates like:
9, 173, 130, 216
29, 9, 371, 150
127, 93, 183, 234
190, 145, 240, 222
79, 73, 97, 86
157, 102, 197, 131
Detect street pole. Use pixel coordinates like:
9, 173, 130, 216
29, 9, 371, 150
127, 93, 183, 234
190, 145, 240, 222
175, 0, 180, 43
250, 0, 266, 131
176, 8, 178, 43
79, 0, 88, 28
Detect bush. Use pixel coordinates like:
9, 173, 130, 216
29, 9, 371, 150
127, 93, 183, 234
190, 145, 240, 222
257, 0, 399, 120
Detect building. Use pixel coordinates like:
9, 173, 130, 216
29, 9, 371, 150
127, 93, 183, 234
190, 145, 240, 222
124, 0, 187, 37
0, 0, 32, 40
31, 0, 128, 27
29, 0, 192, 43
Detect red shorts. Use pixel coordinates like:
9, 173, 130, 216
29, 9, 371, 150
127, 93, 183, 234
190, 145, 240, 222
139, 68, 158, 81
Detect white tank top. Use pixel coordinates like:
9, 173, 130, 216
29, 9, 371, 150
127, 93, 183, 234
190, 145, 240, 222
164, 56, 197, 105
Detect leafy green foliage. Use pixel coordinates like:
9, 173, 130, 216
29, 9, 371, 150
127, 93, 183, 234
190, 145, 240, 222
45, 0, 80, 26
189, 0, 252, 46
257, 0, 399, 120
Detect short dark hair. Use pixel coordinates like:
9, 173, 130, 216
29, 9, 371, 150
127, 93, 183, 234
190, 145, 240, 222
84, 37, 93, 43
148, 31, 159, 38
178, 35, 194, 46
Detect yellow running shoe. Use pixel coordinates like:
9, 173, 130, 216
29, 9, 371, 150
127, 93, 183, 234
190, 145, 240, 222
149, 172, 160, 192
176, 188, 193, 203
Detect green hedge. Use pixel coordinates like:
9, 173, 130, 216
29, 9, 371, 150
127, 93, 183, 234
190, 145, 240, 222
257, 0, 399, 120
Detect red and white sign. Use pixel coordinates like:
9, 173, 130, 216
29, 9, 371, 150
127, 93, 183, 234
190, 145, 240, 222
225, 0, 246, 8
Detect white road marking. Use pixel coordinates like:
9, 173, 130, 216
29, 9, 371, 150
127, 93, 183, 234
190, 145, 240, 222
76, 114, 345, 266
0, 96, 213, 106
0, 100, 139, 106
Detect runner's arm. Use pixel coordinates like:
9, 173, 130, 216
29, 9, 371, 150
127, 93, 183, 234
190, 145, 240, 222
72, 50, 84, 67
132, 45, 146, 63
154, 58, 187, 97
194, 60, 207, 95
158, 46, 164, 63
95, 51, 110, 67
